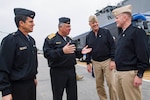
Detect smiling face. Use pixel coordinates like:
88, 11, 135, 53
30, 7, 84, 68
19, 16, 35, 35
115, 12, 132, 29
89, 21, 99, 32
115, 13, 125, 28
59, 23, 71, 36
88, 15, 99, 32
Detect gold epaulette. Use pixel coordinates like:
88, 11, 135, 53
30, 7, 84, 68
48, 33, 56, 39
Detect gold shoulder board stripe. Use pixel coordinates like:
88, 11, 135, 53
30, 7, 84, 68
48, 33, 56, 39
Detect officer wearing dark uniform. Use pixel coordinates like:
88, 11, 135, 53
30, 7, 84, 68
84, 15, 117, 100
0, 8, 38, 100
112, 5, 149, 100
43, 17, 77, 100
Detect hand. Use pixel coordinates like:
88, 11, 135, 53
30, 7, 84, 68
133, 76, 142, 87
87, 64, 92, 73
34, 79, 38, 86
109, 61, 116, 70
63, 43, 76, 54
82, 45, 92, 54
2, 94, 12, 100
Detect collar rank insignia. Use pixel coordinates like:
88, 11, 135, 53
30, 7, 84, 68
48, 33, 56, 39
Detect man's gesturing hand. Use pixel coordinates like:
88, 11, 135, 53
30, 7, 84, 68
63, 43, 76, 54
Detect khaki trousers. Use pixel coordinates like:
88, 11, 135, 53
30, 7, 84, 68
116, 71, 142, 100
92, 59, 117, 100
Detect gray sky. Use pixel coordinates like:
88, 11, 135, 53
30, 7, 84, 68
0, 0, 121, 49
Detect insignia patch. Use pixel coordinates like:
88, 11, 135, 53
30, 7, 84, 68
56, 42, 61, 44
48, 33, 56, 39
19, 46, 27, 50
123, 34, 125, 37
12, 32, 16, 35
33, 45, 36, 47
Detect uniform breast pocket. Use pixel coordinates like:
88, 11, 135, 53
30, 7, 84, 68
15, 46, 29, 64
55, 43, 65, 49
17, 46, 28, 57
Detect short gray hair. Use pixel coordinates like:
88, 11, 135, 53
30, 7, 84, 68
89, 15, 98, 22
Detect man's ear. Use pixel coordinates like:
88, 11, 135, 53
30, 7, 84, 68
19, 20, 24, 27
89, 22, 91, 26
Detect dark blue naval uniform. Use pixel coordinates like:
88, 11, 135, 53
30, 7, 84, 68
115, 24, 149, 77
0, 29, 38, 99
43, 32, 77, 100
86, 28, 115, 64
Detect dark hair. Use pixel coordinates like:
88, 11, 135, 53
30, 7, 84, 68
14, 15, 28, 27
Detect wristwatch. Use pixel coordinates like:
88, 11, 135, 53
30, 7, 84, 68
137, 73, 143, 78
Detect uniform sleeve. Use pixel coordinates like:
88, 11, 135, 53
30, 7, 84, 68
43, 37, 64, 60
134, 28, 150, 76
0, 35, 16, 96
107, 30, 115, 61
85, 35, 92, 64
